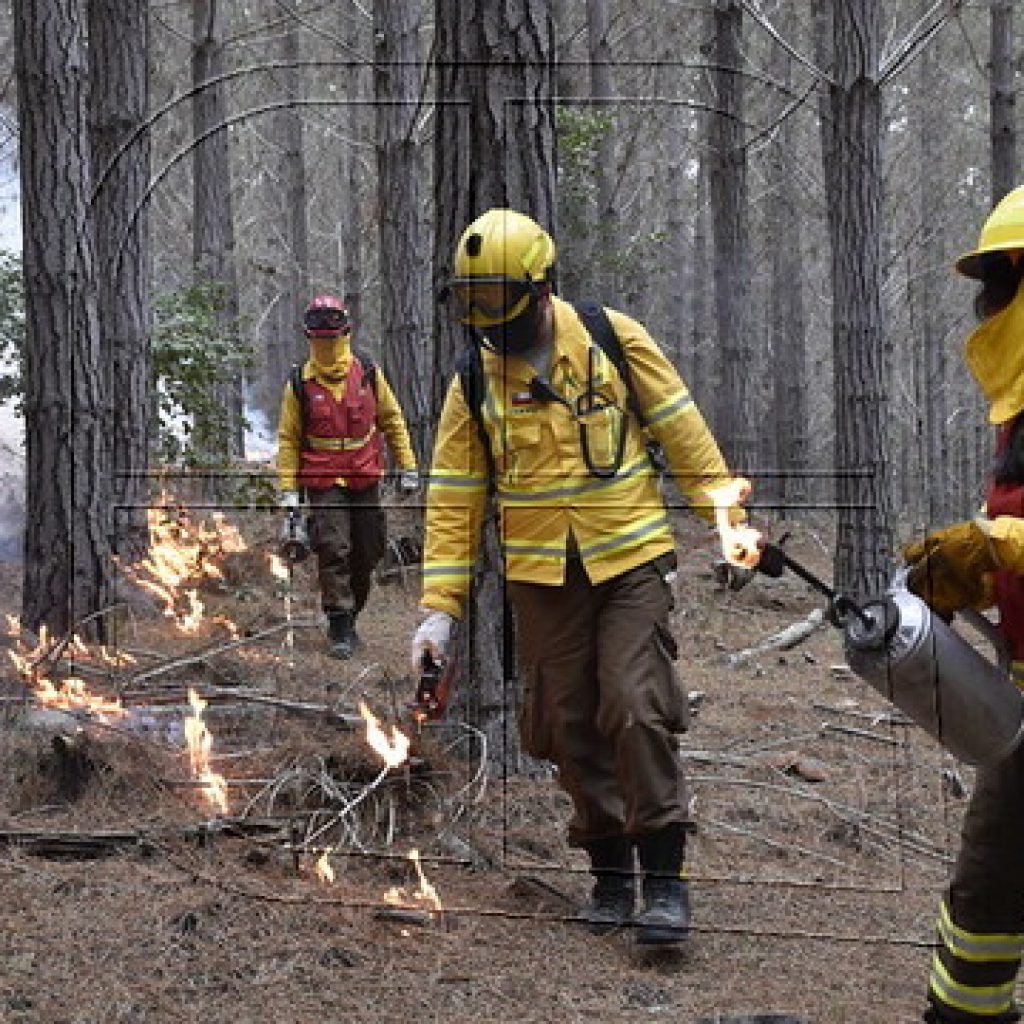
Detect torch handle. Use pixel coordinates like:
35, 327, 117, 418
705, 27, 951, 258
765, 544, 873, 630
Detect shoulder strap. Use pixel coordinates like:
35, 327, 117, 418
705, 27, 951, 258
289, 362, 308, 442
456, 340, 495, 479
572, 300, 647, 427
351, 348, 378, 396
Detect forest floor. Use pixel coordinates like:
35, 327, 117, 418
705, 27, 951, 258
0, 505, 975, 1024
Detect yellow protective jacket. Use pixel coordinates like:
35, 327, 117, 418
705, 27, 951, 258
276, 339, 416, 492
422, 296, 735, 618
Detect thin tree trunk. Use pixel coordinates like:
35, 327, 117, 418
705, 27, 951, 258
819, 0, 892, 598
192, 0, 243, 462
586, 0, 618, 303
708, 0, 755, 471
278, 13, 309, 373
767, 41, 808, 518
913, 0, 947, 529
15, 0, 113, 639
87, 0, 151, 560
340, 7, 366, 331
375, 0, 430, 461
990, 0, 1017, 206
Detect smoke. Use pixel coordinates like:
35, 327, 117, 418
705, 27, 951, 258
0, 400, 25, 562
245, 406, 276, 463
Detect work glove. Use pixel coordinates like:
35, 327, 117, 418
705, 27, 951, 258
398, 470, 420, 496
279, 490, 301, 509
902, 519, 997, 618
410, 610, 455, 675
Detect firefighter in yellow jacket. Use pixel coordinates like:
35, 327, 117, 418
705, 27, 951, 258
278, 294, 418, 658
903, 186, 1024, 1023
410, 209, 745, 944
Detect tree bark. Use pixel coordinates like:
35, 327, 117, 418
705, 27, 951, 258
819, 0, 892, 598
87, 0, 152, 561
707, 0, 755, 472
15, 0, 113, 639
277, 12, 310, 377
375, 0, 430, 461
766, 38, 808, 517
192, 0, 243, 462
990, 0, 1017, 206
586, 0, 618, 303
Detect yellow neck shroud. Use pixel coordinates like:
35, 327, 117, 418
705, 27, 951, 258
965, 288, 1024, 424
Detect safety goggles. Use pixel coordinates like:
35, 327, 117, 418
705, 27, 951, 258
448, 277, 535, 323
304, 307, 350, 334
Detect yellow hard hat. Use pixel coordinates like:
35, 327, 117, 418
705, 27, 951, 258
956, 186, 1024, 279
450, 209, 556, 327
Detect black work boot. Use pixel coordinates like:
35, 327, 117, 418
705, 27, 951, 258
635, 826, 691, 945
327, 611, 359, 660
577, 835, 636, 934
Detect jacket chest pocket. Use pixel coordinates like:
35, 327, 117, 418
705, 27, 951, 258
492, 415, 542, 482
346, 388, 376, 437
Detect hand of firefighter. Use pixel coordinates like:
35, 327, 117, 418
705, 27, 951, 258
410, 610, 454, 675
902, 519, 997, 617
279, 490, 301, 509
398, 469, 420, 496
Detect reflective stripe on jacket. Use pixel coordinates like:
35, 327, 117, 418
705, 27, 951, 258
421, 296, 733, 618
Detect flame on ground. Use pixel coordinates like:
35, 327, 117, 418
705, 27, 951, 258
314, 850, 335, 885
383, 848, 444, 914
705, 476, 763, 569
358, 701, 410, 769
129, 496, 245, 635
5, 618, 128, 719
183, 688, 229, 815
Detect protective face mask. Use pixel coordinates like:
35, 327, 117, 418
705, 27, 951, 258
308, 335, 351, 378
964, 286, 1024, 424
482, 298, 543, 356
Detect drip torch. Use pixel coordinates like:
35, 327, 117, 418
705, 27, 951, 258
758, 541, 1024, 766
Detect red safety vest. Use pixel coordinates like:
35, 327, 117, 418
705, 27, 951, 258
986, 418, 1024, 660
298, 357, 383, 491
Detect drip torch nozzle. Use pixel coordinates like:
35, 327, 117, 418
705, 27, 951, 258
755, 540, 872, 630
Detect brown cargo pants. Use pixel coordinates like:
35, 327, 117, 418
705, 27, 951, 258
926, 739, 1024, 1023
306, 483, 387, 616
507, 554, 690, 847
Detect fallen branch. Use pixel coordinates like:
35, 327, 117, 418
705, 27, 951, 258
725, 608, 826, 666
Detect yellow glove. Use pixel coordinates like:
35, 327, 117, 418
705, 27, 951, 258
902, 520, 997, 618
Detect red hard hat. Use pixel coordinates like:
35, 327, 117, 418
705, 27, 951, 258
304, 294, 350, 338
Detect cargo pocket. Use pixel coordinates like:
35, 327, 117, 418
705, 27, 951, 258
654, 621, 689, 733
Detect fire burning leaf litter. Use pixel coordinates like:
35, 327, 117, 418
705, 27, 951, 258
5, 618, 128, 720
128, 496, 245, 635
183, 688, 229, 815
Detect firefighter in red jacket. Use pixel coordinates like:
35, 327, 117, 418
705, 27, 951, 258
277, 295, 418, 658
904, 186, 1024, 1023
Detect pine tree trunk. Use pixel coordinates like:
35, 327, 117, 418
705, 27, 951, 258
432, 0, 556, 771
767, 40, 808, 517
991, 0, 1017, 206
15, 0, 113, 639
192, 0, 243, 463
375, 0, 430, 462
819, 0, 892, 599
707, 0, 755, 471
87, 0, 152, 560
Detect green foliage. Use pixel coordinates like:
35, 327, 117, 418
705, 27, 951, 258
152, 282, 252, 469
556, 106, 613, 237
0, 250, 25, 408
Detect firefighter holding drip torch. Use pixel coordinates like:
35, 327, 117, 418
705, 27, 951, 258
409, 209, 749, 944
277, 295, 419, 659
902, 187, 1024, 1023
